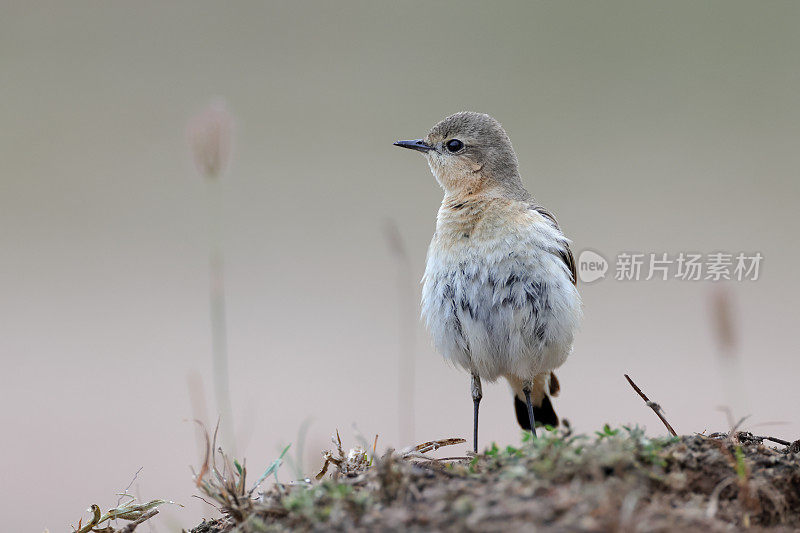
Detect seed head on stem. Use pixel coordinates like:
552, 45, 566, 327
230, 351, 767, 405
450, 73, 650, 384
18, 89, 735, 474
188, 99, 236, 455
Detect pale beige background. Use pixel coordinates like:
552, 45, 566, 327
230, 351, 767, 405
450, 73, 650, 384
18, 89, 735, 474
2, 2, 798, 531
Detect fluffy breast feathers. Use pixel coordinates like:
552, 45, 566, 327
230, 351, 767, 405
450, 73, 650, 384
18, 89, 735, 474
421, 197, 582, 381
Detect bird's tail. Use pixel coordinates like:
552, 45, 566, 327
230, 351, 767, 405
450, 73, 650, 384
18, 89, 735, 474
513, 372, 560, 429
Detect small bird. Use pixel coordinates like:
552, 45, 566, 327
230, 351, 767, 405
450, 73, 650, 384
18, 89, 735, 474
394, 112, 581, 452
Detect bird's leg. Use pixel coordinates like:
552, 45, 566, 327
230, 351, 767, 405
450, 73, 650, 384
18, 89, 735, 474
522, 380, 537, 439
471, 372, 482, 454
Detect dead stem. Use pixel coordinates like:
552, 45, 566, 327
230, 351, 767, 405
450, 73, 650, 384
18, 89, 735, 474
400, 438, 466, 456
624, 374, 677, 437
116, 510, 159, 533
316, 432, 466, 480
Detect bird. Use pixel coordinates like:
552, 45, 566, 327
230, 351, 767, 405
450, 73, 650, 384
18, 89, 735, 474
394, 112, 581, 453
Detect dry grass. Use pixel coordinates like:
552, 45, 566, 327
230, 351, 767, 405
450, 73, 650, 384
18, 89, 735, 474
68, 474, 178, 533
191, 421, 291, 529
70, 499, 171, 533
65, 465, 178, 532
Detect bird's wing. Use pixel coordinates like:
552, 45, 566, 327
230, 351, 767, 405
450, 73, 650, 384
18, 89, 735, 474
530, 204, 577, 287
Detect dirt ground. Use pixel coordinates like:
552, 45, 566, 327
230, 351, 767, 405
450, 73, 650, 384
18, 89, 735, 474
189, 428, 800, 532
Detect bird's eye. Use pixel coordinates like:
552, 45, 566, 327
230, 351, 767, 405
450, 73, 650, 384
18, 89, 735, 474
446, 139, 464, 152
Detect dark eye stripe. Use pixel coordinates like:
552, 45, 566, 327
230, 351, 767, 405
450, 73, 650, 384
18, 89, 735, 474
446, 139, 464, 152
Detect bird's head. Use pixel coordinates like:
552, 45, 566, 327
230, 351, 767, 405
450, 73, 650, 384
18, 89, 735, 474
394, 111, 524, 197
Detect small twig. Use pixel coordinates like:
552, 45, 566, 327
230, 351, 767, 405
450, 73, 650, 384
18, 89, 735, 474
412, 438, 466, 455
398, 438, 466, 457
764, 436, 792, 446
191, 494, 221, 510
737, 432, 792, 447
624, 374, 677, 437
117, 510, 159, 533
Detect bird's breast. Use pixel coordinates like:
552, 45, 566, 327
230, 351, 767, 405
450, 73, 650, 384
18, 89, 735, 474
420, 199, 581, 380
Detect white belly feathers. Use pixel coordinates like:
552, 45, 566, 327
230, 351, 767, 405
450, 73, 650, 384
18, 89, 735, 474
421, 208, 581, 382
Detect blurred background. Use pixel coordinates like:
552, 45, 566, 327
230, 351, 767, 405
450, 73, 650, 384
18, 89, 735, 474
2, 2, 798, 531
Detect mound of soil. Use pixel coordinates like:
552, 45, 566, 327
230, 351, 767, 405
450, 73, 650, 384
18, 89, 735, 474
191, 430, 800, 532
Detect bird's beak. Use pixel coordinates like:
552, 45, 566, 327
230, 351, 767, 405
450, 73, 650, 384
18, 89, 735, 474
393, 139, 433, 153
